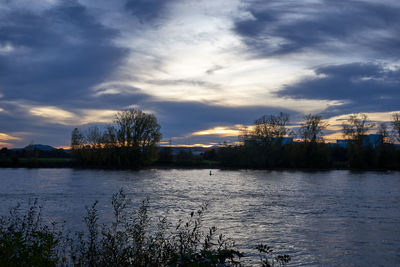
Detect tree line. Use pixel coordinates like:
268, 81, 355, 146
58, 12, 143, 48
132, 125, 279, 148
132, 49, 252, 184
214, 112, 400, 169
69, 108, 400, 170
71, 109, 161, 169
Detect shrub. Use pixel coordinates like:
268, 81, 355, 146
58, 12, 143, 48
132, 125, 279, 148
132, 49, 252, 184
0, 200, 60, 267
70, 190, 244, 266
0, 190, 291, 266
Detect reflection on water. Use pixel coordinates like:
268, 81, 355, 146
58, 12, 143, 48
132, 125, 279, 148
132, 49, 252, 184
0, 168, 399, 266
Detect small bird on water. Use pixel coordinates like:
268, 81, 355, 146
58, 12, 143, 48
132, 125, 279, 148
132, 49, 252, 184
209, 170, 213, 176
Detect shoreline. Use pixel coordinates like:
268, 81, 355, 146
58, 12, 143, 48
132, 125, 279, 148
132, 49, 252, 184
0, 161, 398, 172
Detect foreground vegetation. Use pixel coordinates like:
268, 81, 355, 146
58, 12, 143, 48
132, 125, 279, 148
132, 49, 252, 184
0, 190, 290, 266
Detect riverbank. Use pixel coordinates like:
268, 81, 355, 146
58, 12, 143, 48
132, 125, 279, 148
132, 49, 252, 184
1, 157, 399, 171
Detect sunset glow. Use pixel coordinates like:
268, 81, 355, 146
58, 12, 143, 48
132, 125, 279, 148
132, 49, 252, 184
0, 0, 399, 147
191, 125, 243, 137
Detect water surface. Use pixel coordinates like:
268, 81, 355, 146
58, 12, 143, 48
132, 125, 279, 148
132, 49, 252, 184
0, 168, 399, 266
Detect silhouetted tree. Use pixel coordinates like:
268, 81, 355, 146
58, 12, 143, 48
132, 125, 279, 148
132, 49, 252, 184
71, 128, 84, 150
290, 114, 329, 168
70, 109, 162, 169
239, 113, 291, 168
86, 126, 102, 148
252, 112, 290, 145
102, 126, 117, 148
374, 122, 395, 169
342, 113, 375, 145
377, 122, 389, 144
114, 109, 162, 152
342, 114, 375, 168
391, 113, 400, 143
298, 114, 328, 143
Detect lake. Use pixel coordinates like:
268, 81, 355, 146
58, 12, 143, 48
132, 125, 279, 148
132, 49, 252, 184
0, 168, 399, 266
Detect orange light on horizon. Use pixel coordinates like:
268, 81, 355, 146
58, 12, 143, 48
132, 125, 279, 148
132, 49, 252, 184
161, 143, 216, 148
0, 142, 13, 148
191, 125, 244, 137
55, 146, 71, 150
0, 132, 21, 147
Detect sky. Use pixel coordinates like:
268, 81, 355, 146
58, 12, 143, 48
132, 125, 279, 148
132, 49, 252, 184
0, 0, 399, 148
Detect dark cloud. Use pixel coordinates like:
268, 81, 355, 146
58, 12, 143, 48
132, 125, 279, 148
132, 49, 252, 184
277, 62, 400, 115
234, 0, 400, 58
0, 1, 127, 104
77, 84, 152, 109
0, 1, 133, 147
124, 0, 173, 23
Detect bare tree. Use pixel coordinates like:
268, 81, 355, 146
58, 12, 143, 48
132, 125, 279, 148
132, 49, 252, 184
298, 114, 328, 143
238, 126, 251, 144
71, 128, 84, 149
391, 113, 400, 143
377, 122, 389, 144
102, 126, 117, 148
342, 113, 375, 145
85, 126, 102, 148
249, 112, 290, 145
70, 109, 162, 168
114, 109, 162, 151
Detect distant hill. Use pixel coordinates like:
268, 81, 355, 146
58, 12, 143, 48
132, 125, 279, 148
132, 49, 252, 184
23, 144, 56, 151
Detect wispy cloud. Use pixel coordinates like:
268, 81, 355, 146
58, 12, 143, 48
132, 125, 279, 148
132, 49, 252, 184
0, 0, 399, 147
29, 105, 117, 126
277, 62, 400, 116
233, 0, 400, 59
0, 133, 20, 141
192, 125, 244, 137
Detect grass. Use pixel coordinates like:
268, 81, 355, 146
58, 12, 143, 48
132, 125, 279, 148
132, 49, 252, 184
19, 158, 72, 163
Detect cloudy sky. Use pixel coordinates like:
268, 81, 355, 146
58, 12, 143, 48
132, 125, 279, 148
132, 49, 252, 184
0, 0, 399, 148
